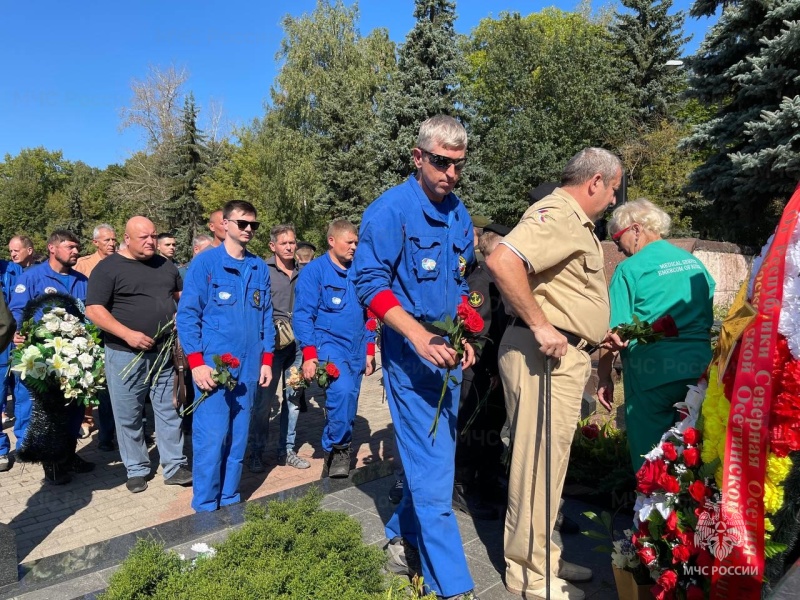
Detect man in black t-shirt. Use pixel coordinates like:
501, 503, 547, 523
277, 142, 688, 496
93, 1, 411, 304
86, 216, 191, 494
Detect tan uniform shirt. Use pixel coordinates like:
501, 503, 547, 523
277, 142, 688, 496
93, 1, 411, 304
502, 188, 609, 345
74, 252, 103, 277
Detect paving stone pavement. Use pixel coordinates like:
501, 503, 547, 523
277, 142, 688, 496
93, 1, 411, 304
0, 355, 395, 563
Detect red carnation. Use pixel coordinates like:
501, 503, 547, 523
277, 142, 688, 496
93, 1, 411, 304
657, 569, 678, 591
652, 583, 676, 600
662, 442, 678, 461
683, 427, 701, 445
659, 473, 681, 494
683, 447, 700, 467
221, 352, 235, 365
325, 363, 340, 378
689, 480, 708, 503
367, 308, 377, 320
229, 357, 240, 368
637, 545, 657, 566
636, 459, 668, 495
366, 318, 378, 332
665, 510, 678, 535
652, 314, 679, 337
457, 301, 484, 334
581, 424, 600, 440
672, 543, 691, 563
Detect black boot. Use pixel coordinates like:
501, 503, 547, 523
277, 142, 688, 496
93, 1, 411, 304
43, 461, 72, 485
328, 444, 351, 478
452, 482, 498, 520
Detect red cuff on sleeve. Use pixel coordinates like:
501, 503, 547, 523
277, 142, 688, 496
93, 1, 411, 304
261, 352, 273, 367
367, 342, 376, 356
302, 346, 318, 362
369, 290, 401, 320
187, 352, 205, 370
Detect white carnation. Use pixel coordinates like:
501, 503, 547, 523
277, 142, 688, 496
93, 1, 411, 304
45, 320, 60, 332
78, 353, 94, 369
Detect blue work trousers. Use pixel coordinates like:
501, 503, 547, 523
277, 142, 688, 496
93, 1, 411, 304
382, 329, 473, 597
249, 342, 302, 456
321, 358, 362, 452
105, 346, 186, 480
191, 380, 254, 512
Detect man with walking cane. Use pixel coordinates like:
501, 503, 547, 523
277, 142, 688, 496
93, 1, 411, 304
486, 148, 623, 600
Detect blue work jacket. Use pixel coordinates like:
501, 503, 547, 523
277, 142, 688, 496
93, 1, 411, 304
177, 244, 276, 380
293, 253, 374, 366
0, 261, 22, 364
8, 262, 88, 327
351, 176, 474, 323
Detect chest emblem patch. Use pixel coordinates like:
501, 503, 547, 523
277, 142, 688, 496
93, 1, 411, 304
219, 291, 232, 300
253, 290, 261, 307
468, 291, 484, 308
458, 255, 467, 277
44, 287, 57, 294
332, 297, 342, 305
14, 284, 25, 293
421, 258, 437, 271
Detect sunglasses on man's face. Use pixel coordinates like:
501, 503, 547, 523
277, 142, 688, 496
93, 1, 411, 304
420, 149, 467, 172
229, 219, 261, 231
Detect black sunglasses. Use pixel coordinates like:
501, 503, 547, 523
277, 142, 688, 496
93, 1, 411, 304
229, 219, 261, 231
420, 149, 467, 172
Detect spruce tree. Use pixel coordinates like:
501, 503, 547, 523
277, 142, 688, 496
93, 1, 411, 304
610, 0, 689, 123
167, 93, 208, 263
683, 0, 800, 244
371, 0, 470, 192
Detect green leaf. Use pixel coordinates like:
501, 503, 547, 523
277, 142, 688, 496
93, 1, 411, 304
698, 458, 720, 480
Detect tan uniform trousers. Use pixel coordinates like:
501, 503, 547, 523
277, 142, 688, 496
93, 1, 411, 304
498, 325, 591, 593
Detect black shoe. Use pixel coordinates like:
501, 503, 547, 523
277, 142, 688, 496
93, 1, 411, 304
98, 441, 116, 452
388, 477, 404, 504
143, 433, 155, 447
69, 454, 95, 473
453, 483, 499, 520
43, 463, 72, 485
126, 476, 148, 493
554, 511, 580, 534
165, 465, 193, 486
328, 445, 351, 479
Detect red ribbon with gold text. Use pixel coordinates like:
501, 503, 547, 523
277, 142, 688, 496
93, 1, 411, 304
712, 184, 800, 599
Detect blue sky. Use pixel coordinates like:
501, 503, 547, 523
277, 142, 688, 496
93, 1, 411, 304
0, 1, 716, 169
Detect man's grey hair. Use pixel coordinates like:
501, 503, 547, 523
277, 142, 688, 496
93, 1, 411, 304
192, 234, 213, 248
417, 115, 467, 151
561, 148, 622, 187
270, 224, 296, 244
92, 224, 115, 240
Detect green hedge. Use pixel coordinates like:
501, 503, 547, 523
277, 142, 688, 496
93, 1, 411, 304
101, 489, 435, 599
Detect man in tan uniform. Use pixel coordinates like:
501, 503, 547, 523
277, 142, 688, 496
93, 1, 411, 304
486, 148, 622, 600
75, 224, 117, 277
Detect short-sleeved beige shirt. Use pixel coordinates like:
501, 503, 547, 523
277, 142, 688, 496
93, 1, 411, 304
502, 188, 609, 345
74, 252, 103, 277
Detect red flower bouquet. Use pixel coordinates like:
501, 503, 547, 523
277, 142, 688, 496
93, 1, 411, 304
181, 353, 239, 416
613, 314, 679, 345
286, 360, 340, 391
428, 299, 485, 437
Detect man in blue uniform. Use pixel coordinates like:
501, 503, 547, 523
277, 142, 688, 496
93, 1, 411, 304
351, 115, 478, 600
177, 200, 275, 512
8, 230, 93, 483
293, 219, 375, 478
0, 259, 21, 472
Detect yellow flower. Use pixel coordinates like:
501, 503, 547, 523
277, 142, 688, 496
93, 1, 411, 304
764, 476, 784, 515
766, 453, 792, 484
701, 367, 731, 488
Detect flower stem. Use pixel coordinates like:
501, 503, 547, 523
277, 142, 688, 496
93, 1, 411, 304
429, 367, 451, 438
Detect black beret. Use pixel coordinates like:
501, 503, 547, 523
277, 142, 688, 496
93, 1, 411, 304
296, 241, 316, 252
528, 182, 559, 205
482, 222, 512, 236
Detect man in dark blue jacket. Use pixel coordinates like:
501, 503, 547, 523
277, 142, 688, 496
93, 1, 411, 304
293, 220, 375, 478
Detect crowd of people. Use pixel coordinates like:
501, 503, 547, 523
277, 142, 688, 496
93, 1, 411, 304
0, 115, 715, 600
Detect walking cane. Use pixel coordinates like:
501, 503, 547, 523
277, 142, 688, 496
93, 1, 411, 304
544, 355, 552, 600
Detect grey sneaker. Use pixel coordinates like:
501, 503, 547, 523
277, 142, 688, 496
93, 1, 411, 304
384, 536, 421, 576
248, 454, 266, 473
0, 454, 10, 472
278, 450, 310, 469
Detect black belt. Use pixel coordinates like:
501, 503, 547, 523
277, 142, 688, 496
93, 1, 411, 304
510, 318, 599, 355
